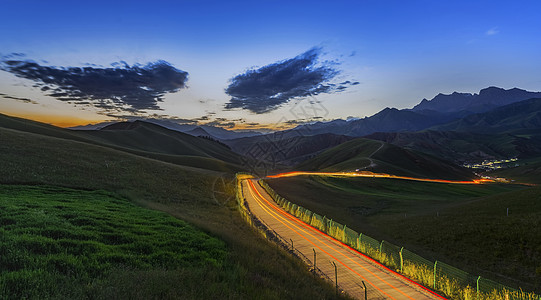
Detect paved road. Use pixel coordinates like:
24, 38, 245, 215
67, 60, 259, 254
242, 179, 445, 300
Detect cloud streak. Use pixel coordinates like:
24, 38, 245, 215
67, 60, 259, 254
0, 57, 189, 113
224, 47, 358, 114
0, 93, 38, 104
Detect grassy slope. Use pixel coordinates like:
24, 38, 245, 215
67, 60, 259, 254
266, 176, 540, 292
366, 129, 541, 164
0, 113, 243, 173
0, 126, 344, 299
488, 156, 541, 184
79, 121, 242, 164
0, 185, 226, 299
296, 138, 473, 180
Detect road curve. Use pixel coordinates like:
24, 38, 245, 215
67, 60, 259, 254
242, 179, 446, 300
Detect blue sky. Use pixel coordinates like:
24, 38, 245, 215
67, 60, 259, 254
1, 0, 540, 128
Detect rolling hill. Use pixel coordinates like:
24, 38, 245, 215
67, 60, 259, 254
71, 118, 263, 140
0, 113, 244, 172
366, 130, 541, 163
296, 138, 473, 180
226, 132, 354, 166
367, 98, 541, 164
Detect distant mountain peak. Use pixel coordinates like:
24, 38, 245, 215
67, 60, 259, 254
412, 86, 540, 114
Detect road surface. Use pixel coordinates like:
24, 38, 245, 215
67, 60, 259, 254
241, 179, 445, 300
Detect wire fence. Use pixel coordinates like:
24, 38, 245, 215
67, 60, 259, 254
258, 179, 540, 300
234, 174, 351, 298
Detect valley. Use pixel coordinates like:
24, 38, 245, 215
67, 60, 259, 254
2, 87, 541, 299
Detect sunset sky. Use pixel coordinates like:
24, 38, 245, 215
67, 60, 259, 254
1, 0, 541, 129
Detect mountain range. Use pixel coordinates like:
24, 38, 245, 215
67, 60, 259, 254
18, 85, 541, 177
228, 87, 541, 169
412, 86, 541, 114
290, 87, 541, 138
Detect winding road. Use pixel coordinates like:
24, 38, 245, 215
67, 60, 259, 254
241, 178, 446, 300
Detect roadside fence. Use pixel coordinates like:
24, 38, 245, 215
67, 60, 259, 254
258, 179, 540, 300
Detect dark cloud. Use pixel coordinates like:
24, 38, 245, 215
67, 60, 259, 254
224, 47, 359, 114
0, 57, 188, 113
0, 93, 38, 104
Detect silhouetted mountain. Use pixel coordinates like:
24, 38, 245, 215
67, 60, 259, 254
287, 87, 541, 138
433, 98, 541, 133
290, 108, 458, 137
72, 118, 262, 140
183, 127, 214, 138
412, 87, 541, 114
366, 98, 541, 162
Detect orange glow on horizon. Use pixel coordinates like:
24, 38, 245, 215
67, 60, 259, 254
2, 111, 288, 132
2, 111, 109, 128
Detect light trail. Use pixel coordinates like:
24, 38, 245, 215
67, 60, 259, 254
267, 171, 496, 184
244, 179, 446, 300
246, 180, 400, 299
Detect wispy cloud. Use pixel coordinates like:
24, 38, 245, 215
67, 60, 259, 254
0, 92, 38, 104
224, 47, 359, 114
486, 27, 499, 36
0, 55, 189, 114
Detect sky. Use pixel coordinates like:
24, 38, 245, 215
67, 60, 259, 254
1, 0, 541, 129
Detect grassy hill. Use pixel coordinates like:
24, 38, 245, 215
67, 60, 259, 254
226, 132, 353, 166
0, 119, 344, 298
488, 156, 541, 184
296, 138, 473, 180
367, 130, 541, 163
0, 113, 244, 172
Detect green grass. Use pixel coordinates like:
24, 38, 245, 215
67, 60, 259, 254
0, 124, 345, 299
266, 176, 540, 292
0, 185, 227, 298
489, 156, 541, 184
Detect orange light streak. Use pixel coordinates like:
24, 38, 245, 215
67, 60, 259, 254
246, 179, 447, 300
267, 171, 495, 184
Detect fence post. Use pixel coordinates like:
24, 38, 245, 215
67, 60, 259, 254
290, 238, 294, 252
313, 248, 316, 270
399, 247, 404, 273
433, 260, 438, 289
379, 240, 384, 253
343, 224, 347, 241
329, 219, 333, 235
331, 261, 338, 296
476, 276, 481, 300
362, 280, 367, 300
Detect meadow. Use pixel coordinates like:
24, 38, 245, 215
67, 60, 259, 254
0, 125, 344, 299
266, 176, 541, 292
0, 185, 226, 298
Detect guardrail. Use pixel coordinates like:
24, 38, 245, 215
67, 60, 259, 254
258, 179, 540, 300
